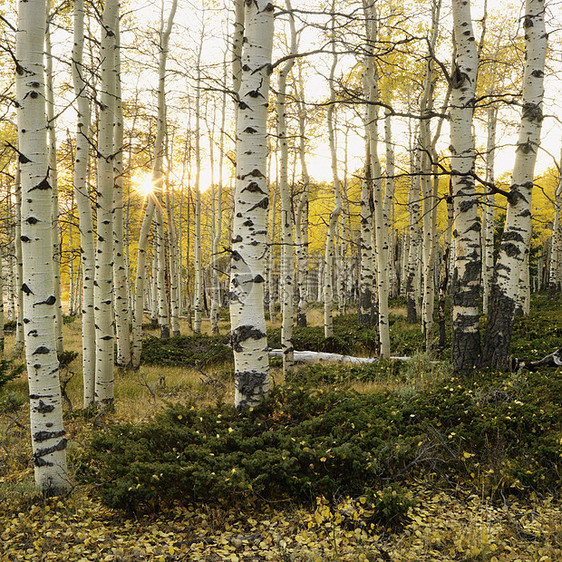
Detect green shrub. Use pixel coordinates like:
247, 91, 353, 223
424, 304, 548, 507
0, 360, 25, 389
79, 363, 562, 513
140, 334, 232, 367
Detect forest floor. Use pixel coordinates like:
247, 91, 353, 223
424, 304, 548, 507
1, 298, 562, 561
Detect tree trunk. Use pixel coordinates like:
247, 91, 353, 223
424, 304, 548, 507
548, 148, 562, 297
112, 15, 132, 368
229, 0, 274, 409
131, 0, 177, 368
71, 0, 96, 404
94, 0, 118, 407
450, 0, 481, 375
483, 0, 547, 368
16, 0, 69, 495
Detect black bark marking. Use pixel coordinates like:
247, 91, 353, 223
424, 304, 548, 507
247, 197, 268, 211
32, 346, 50, 355
29, 178, 51, 192
34, 400, 55, 413
231, 325, 266, 352
235, 370, 268, 405
22, 283, 33, 295
34, 295, 56, 306
33, 438, 67, 467
34, 429, 66, 443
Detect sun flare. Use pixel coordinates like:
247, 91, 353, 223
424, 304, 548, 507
134, 175, 155, 197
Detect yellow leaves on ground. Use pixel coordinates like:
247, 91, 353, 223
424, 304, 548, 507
0, 484, 561, 561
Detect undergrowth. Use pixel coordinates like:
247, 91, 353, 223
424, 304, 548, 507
78, 362, 562, 514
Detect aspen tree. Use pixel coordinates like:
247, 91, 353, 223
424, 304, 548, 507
113, 13, 132, 367
16, 0, 69, 494
94, 0, 118, 406
131, 0, 177, 368
324, 7, 342, 339
229, 0, 274, 409
277, 0, 297, 374
71, 0, 96, 404
13, 164, 25, 356
483, 0, 547, 368
294, 65, 309, 327
548, 149, 562, 297
44, 6, 63, 354
193, 41, 204, 335
364, 0, 390, 357
450, 0, 481, 374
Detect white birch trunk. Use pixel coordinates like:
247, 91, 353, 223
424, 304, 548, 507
450, 0, 481, 374
16, 0, 69, 494
14, 165, 25, 356
294, 68, 309, 327
364, 1, 390, 357
112, 15, 132, 368
324, 17, 342, 339
44, 7, 63, 355
548, 148, 562, 297
277, 1, 296, 374
484, 0, 547, 368
71, 0, 96, 405
131, 0, 177, 368
193, 64, 203, 335
229, 0, 274, 409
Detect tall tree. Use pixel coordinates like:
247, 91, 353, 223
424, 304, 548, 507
16, 0, 69, 494
483, 0, 547, 368
229, 0, 274, 409
71, 0, 96, 404
450, 0, 481, 374
94, 0, 118, 407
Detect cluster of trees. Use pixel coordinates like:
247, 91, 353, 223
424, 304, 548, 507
2, 0, 561, 495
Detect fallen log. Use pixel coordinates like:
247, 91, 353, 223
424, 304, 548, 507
518, 347, 562, 371
268, 349, 411, 364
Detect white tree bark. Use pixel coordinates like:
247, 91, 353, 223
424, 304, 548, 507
294, 66, 309, 327
277, 1, 296, 374
13, 164, 25, 356
364, 1, 390, 357
16, 0, 69, 494
548, 148, 562, 297
450, 0, 481, 374
131, 0, 177, 368
484, 0, 547, 368
112, 14, 132, 368
324, 13, 342, 339
44, 8, 63, 355
71, 0, 96, 405
94, 0, 118, 407
193, 59, 203, 335
229, 0, 274, 409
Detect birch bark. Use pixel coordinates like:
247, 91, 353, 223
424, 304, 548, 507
94, 0, 118, 406
131, 0, 177, 368
483, 0, 547, 368
112, 14, 132, 368
71, 0, 96, 404
277, 0, 296, 374
229, 0, 274, 409
450, 0, 481, 374
548, 149, 562, 297
16, 0, 69, 494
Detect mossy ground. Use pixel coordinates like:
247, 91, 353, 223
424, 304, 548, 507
1, 295, 562, 561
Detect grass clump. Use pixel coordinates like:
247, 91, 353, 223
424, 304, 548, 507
0, 360, 25, 390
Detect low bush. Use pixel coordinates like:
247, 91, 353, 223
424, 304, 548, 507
78, 364, 562, 514
0, 360, 25, 390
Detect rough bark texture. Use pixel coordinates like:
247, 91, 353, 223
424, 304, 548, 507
16, 0, 69, 495
450, 0, 481, 375
483, 0, 547, 368
229, 0, 274, 410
